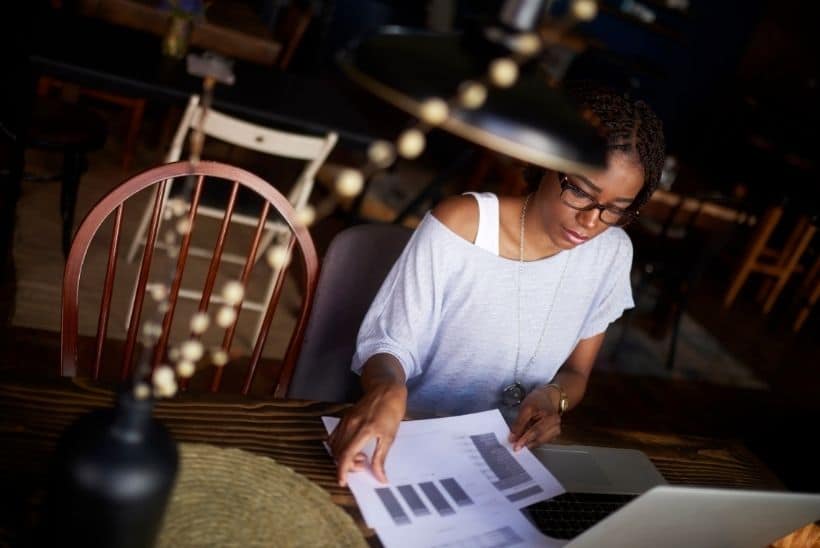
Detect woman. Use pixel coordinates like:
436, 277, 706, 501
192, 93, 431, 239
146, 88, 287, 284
329, 83, 666, 487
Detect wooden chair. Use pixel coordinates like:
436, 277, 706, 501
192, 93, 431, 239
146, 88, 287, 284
23, 97, 108, 258
723, 205, 817, 313
61, 161, 318, 396
125, 95, 336, 338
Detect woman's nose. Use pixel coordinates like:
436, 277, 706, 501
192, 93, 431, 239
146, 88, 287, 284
576, 208, 600, 229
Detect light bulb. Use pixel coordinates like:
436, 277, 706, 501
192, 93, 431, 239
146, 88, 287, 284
175, 218, 191, 235
180, 339, 204, 361
189, 312, 210, 334
176, 360, 196, 378
571, 0, 598, 21
221, 281, 245, 306
458, 81, 487, 109
335, 169, 365, 198
419, 98, 449, 125
489, 58, 518, 88
397, 129, 426, 159
512, 33, 541, 55
211, 348, 229, 367
367, 140, 396, 168
216, 306, 237, 328
266, 245, 291, 269
133, 382, 151, 400
295, 204, 317, 227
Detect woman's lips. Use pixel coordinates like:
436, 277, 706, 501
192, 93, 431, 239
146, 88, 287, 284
562, 226, 589, 245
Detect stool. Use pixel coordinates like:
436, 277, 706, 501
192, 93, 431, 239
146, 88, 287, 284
25, 97, 107, 257
37, 76, 145, 170
723, 205, 817, 313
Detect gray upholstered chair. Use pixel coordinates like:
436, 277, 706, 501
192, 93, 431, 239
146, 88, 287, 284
287, 223, 413, 402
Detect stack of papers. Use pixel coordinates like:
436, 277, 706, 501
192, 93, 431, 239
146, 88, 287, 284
322, 409, 568, 547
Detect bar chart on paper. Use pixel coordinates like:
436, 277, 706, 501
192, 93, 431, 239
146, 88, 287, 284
375, 478, 477, 526
321, 410, 565, 547
468, 433, 545, 503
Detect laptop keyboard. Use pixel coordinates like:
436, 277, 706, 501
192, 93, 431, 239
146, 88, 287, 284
526, 492, 637, 539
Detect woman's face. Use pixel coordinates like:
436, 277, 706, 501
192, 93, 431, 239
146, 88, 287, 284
535, 152, 645, 251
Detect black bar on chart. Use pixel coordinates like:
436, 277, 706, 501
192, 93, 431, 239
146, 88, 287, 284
397, 484, 431, 517
376, 487, 411, 525
506, 485, 543, 502
440, 478, 474, 507
419, 481, 456, 516
469, 433, 533, 490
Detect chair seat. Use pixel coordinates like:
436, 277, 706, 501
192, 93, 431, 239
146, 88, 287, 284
26, 98, 107, 151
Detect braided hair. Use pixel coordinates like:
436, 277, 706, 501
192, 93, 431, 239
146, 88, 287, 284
527, 81, 666, 211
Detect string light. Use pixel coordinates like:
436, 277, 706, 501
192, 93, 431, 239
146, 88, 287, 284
419, 98, 449, 125
221, 281, 245, 306
133, 382, 152, 400
295, 204, 317, 227
149, 284, 169, 302
458, 81, 488, 109
397, 128, 426, 159
175, 218, 191, 235
189, 312, 210, 334
489, 58, 519, 88
511, 33, 542, 56
176, 360, 196, 378
152, 365, 177, 397
211, 348, 229, 367
180, 339, 204, 362
367, 140, 396, 168
335, 168, 365, 198
266, 245, 290, 269
216, 306, 237, 328
571, 0, 598, 21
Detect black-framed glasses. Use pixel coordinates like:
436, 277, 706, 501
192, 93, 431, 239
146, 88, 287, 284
558, 173, 638, 227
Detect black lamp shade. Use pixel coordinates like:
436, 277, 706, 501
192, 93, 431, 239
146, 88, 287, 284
338, 27, 608, 173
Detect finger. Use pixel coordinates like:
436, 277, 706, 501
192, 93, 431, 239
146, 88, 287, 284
526, 422, 561, 449
352, 453, 368, 471
371, 434, 395, 484
513, 424, 538, 452
509, 405, 536, 441
513, 414, 551, 451
336, 431, 373, 487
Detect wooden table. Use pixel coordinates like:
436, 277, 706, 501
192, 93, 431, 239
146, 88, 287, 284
0, 372, 802, 546
77, 0, 282, 67
28, 10, 403, 147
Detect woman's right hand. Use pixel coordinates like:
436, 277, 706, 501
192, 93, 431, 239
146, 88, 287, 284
329, 382, 407, 487
328, 354, 408, 487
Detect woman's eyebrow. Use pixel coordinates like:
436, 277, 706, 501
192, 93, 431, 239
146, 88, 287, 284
574, 174, 636, 204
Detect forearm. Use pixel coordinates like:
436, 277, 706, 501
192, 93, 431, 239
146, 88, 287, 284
360, 353, 407, 394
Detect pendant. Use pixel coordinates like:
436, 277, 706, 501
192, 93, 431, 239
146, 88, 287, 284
501, 382, 526, 407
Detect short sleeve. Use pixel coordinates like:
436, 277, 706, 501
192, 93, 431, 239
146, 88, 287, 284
579, 232, 635, 339
351, 215, 444, 381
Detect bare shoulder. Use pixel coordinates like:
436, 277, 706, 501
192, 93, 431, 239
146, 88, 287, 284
431, 195, 479, 243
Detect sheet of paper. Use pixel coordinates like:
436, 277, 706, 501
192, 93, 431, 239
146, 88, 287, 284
323, 409, 566, 547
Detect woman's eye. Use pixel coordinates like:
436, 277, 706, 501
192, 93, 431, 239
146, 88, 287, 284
569, 185, 588, 198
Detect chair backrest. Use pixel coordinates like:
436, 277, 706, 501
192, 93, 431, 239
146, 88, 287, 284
167, 95, 337, 209
287, 223, 412, 402
61, 161, 318, 396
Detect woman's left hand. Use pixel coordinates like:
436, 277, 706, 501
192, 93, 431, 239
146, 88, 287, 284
508, 386, 562, 451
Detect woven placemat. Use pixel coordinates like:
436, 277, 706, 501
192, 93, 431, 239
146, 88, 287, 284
157, 443, 367, 548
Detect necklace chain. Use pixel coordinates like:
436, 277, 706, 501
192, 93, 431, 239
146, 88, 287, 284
511, 193, 570, 387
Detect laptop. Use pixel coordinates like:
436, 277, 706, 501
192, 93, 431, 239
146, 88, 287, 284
525, 444, 820, 547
